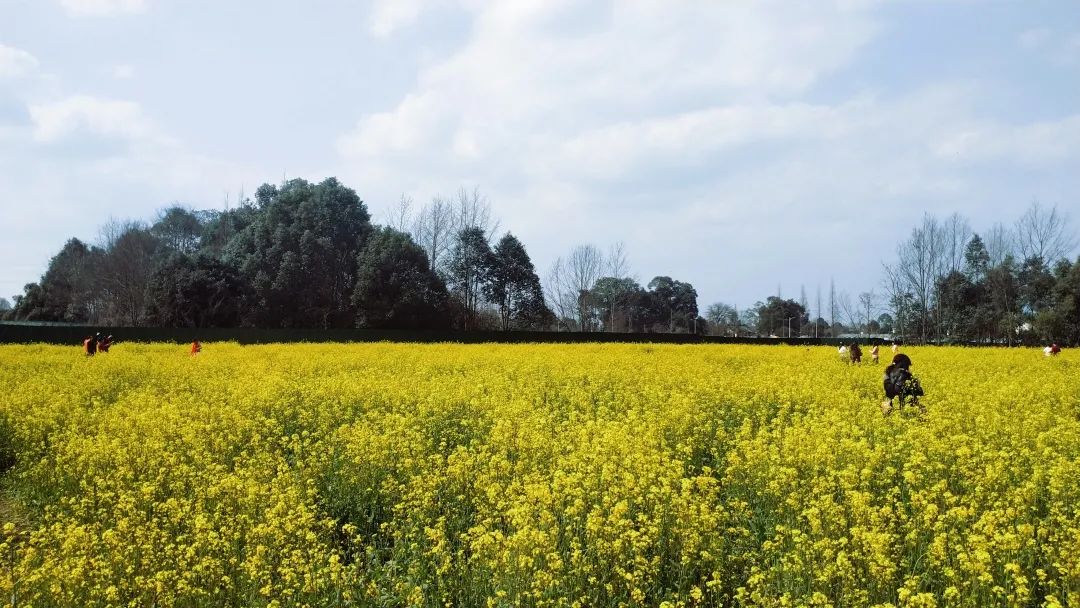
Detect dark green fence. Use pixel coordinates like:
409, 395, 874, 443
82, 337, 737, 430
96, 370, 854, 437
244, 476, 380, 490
0, 324, 889, 346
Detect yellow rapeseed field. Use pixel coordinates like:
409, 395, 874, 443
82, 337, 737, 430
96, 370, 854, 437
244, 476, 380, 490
0, 343, 1078, 607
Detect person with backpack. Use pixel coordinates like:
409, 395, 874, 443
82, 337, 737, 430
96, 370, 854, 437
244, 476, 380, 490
882, 353, 924, 415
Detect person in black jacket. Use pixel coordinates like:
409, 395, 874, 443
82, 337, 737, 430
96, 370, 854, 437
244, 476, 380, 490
849, 343, 863, 364
882, 353, 924, 415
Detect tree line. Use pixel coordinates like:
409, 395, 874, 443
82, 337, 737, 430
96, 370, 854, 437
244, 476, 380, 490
701, 201, 1079, 345
880, 203, 1079, 345
7, 177, 1076, 344
4, 178, 705, 333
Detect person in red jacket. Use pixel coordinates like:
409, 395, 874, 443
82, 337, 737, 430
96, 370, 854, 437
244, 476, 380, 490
190, 340, 202, 356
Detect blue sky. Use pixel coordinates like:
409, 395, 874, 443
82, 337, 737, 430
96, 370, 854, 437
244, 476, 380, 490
2, 0, 1079, 313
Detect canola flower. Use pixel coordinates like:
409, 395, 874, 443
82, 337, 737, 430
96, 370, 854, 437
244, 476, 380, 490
0, 342, 1078, 607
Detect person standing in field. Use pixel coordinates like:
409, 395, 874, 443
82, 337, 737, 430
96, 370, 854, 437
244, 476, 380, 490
190, 340, 202, 356
891, 342, 899, 354
1051, 343, 1061, 355
849, 343, 862, 364
838, 344, 847, 361
82, 335, 97, 356
882, 353, 924, 415
870, 344, 880, 364
99, 335, 113, 353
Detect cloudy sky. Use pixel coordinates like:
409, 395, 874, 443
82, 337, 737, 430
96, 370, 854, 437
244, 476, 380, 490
2, 0, 1079, 311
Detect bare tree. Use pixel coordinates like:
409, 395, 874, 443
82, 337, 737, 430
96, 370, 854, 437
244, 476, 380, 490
606, 241, 629, 279
815, 284, 822, 337
942, 213, 972, 274
836, 290, 860, 334
566, 244, 603, 331
386, 194, 414, 233
829, 278, 836, 334
97, 216, 141, 251
412, 196, 455, 274
858, 290, 877, 336
984, 222, 1015, 267
705, 302, 738, 336
886, 214, 947, 342
881, 261, 912, 340
412, 185, 502, 280
603, 241, 632, 331
98, 222, 158, 326
453, 186, 500, 241
1014, 200, 1077, 263
544, 257, 577, 331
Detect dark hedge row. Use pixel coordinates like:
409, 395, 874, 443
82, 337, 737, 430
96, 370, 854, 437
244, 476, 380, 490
0, 324, 896, 346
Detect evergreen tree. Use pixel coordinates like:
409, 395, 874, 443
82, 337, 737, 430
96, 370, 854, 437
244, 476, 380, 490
228, 178, 371, 327
485, 233, 551, 330
447, 227, 494, 330
352, 228, 450, 329
145, 254, 251, 327
964, 234, 991, 283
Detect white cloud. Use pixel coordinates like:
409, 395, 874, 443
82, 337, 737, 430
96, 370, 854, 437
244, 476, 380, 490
933, 114, 1080, 166
554, 102, 862, 180
29, 95, 163, 143
339, 1, 882, 184
369, 0, 434, 37
0, 44, 39, 78
2, 92, 261, 299
334, 1, 1080, 305
60, 0, 145, 17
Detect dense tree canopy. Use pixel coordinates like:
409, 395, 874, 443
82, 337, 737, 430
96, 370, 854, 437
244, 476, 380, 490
227, 178, 372, 328
12, 238, 101, 323
145, 254, 251, 327
352, 228, 449, 329
753, 297, 808, 337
